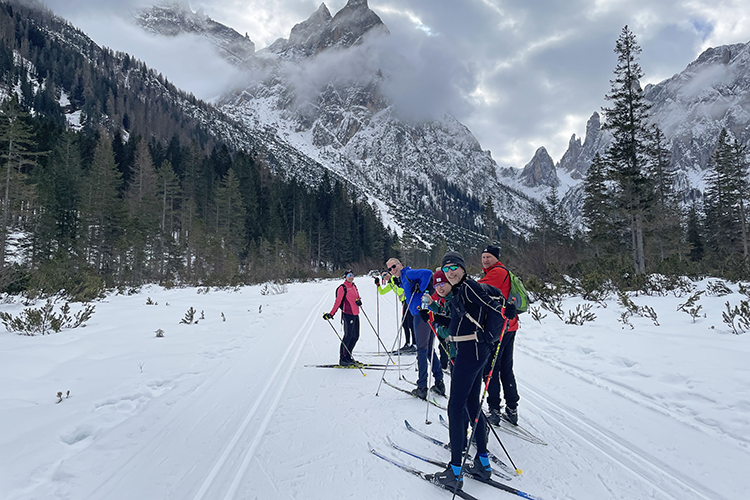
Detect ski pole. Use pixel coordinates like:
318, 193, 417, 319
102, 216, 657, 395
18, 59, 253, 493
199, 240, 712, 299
376, 279, 380, 354
375, 290, 418, 396
487, 419, 522, 475
426, 317, 454, 368
451, 317, 511, 500
359, 305, 396, 364
325, 318, 366, 377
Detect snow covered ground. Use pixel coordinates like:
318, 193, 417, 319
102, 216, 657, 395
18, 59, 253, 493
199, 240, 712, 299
1, 277, 748, 500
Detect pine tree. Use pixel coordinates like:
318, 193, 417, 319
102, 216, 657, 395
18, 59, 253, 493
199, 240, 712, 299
126, 139, 160, 283
705, 129, 749, 258
215, 167, 246, 257
601, 26, 654, 274
0, 95, 40, 267
582, 153, 616, 257
685, 201, 704, 262
80, 132, 124, 275
645, 125, 682, 262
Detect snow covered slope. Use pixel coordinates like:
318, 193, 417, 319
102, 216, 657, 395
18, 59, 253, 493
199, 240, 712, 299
1, 279, 748, 499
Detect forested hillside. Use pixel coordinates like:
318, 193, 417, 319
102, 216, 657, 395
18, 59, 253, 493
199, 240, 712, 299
0, 1, 397, 297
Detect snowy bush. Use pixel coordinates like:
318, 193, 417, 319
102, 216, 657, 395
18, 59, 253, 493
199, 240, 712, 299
540, 297, 565, 321
260, 281, 288, 296
0, 299, 95, 335
529, 306, 547, 324
722, 300, 750, 335
706, 280, 732, 297
617, 291, 659, 328
180, 307, 196, 324
565, 304, 596, 325
155, 329, 165, 338
639, 274, 695, 297
677, 291, 704, 323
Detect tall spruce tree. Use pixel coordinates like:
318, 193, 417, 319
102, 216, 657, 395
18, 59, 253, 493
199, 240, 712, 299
645, 125, 682, 262
705, 129, 749, 258
80, 133, 124, 275
601, 26, 653, 274
0, 95, 40, 267
582, 153, 617, 257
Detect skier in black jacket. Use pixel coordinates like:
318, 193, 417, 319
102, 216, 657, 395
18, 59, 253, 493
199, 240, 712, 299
420, 251, 516, 491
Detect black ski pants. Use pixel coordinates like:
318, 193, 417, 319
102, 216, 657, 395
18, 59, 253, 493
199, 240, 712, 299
483, 329, 519, 411
340, 313, 360, 362
402, 303, 415, 345
447, 340, 491, 466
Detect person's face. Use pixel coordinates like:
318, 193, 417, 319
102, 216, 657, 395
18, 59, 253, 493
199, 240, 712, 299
482, 253, 498, 269
345, 272, 354, 283
435, 281, 452, 297
386, 260, 402, 277
443, 265, 465, 285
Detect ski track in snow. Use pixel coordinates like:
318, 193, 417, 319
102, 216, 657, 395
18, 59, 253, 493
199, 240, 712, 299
517, 344, 749, 447
521, 382, 726, 500
3, 281, 749, 500
194, 293, 326, 500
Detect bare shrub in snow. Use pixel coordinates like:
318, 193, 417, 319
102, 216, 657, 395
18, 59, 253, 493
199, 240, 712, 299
55, 390, 70, 404
155, 328, 165, 338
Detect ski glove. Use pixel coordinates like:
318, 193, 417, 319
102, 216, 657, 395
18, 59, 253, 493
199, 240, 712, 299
323, 312, 334, 320
374, 277, 380, 286
431, 313, 451, 327
418, 308, 434, 323
504, 302, 517, 320
355, 299, 362, 306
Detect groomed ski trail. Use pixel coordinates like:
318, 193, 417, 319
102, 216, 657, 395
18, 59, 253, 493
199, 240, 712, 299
195, 293, 327, 500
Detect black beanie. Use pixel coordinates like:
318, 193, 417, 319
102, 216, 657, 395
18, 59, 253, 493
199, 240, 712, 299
441, 251, 466, 272
482, 245, 500, 260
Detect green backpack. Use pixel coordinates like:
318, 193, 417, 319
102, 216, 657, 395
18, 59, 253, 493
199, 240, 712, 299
499, 265, 529, 314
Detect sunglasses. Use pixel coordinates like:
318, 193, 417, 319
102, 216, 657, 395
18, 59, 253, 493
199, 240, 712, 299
442, 264, 460, 273
435, 282, 448, 288
346, 273, 354, 278
387, 264, 398, 271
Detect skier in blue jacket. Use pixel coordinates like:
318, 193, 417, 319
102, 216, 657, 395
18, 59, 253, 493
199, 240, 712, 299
384, 258, 445, 399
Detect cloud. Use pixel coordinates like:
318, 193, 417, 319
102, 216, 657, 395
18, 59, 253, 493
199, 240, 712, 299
31, 0, 750, 168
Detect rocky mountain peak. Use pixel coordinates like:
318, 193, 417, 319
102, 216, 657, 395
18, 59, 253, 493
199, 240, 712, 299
557, 112, 608, 180
269, 0, 387, 58
134, 2, 255, 65
288, 3, 332, 47
521, 147, 560, 188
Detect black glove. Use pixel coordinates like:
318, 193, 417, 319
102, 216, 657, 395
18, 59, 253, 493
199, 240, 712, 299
419, 308, 433, 322
355, 299, 362, 306
432, 313, 451, 327
392, 276, 401, 286
374, 277, 380, 286
323, 312, 333, 320
504, 302, 517, 320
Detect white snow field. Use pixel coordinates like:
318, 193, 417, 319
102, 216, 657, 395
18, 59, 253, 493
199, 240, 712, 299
1, 278, 749, 500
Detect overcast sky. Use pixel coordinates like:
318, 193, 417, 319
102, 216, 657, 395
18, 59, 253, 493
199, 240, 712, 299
38, 0, 750, 168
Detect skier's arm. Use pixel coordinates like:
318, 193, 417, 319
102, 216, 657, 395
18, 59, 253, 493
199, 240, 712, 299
329, 286, 345, 316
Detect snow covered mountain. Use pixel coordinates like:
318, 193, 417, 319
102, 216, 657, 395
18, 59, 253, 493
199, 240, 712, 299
131, 0, 541, 242
133, 1, 256, 66
554, 41, 750, 205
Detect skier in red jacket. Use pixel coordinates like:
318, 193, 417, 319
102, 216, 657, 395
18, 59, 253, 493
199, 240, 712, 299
323, 270, 362, 366
478, 245, 520, 426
